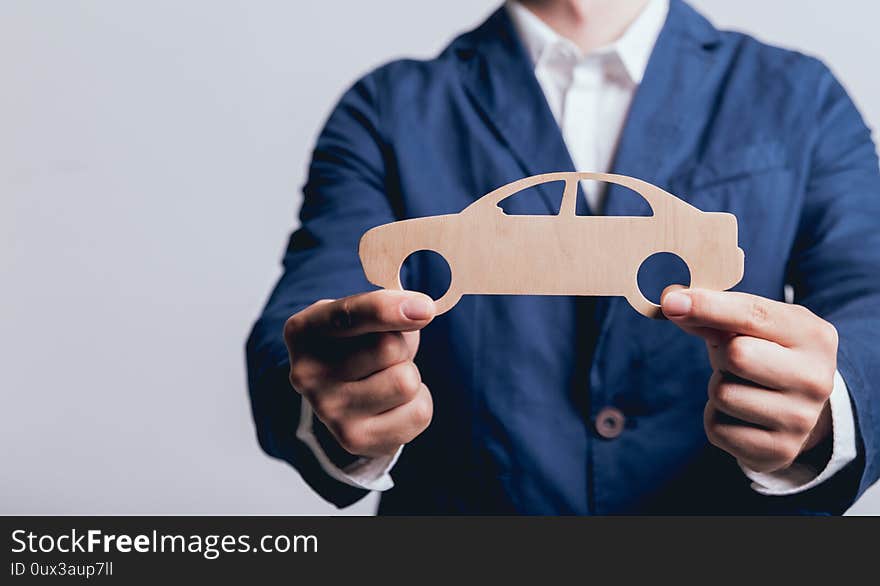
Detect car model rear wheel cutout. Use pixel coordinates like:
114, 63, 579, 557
400, 249, 453, 304
636, 252, 691, 305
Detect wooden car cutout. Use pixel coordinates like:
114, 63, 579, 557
359, 172, 744, 318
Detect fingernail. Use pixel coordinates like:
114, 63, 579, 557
401, 296, 434, 320
663, 291, 692, 317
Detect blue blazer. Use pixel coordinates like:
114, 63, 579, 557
247, 1, 880, 514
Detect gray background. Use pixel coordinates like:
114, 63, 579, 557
2, 0, 878, 515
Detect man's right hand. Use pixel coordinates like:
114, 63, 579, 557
283, 290, 437, 458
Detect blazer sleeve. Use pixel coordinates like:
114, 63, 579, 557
246, 71, 397, 508
784, 64, 880, 513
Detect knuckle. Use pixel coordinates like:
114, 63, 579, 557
308, 298, 334, 312
780, 440, 801, 465
703, 402, 717, 432
746, 300, 771, 331
308, 392, 336, 420
820, 320, 839, 350
803, 371, 833, 400
788, 407, 816, 435
288, 366, 306, 392
329, 298, 356, 332
791, 303, 813, 319
288, 361, 313, 393
789, 302, 813, 325
411, 387, 434, 429
335, 423, 369, 455
288, 357, 327, 394
283, 314, 304, 343
827, 322, 839, 346
711, 382, 736, 410
725, 337, 752, 373
392, 362, 421, 400
768, 433, 799, 464
376, 334, 407, 367
705, 424, 724, 449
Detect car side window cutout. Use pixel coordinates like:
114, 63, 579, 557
576, 181, 653, 216
497, 180, 565, 215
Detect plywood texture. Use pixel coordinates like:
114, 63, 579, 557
359, 172, 744, 318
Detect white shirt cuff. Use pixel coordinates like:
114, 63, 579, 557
741, 369, 857, 495
295, 397, 401, 491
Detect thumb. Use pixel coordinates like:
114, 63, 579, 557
660, 285, 727, 345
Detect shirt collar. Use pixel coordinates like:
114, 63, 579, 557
506, 0, 669, 84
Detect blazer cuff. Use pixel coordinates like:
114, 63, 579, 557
295, 397, 401, 491
741, 369, 858, 495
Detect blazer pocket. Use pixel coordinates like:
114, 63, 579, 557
675, 141, 789, 191
668, 141, 795, 223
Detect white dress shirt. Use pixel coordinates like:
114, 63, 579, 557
298, 0, 857, 497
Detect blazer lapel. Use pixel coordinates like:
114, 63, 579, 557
605, 0, 721, 216
595, 0, 723, 332
457, 8, 576, 214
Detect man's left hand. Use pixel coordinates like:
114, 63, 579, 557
661, 288, 838, 474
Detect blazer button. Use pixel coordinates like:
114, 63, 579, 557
594, 407, 625, 439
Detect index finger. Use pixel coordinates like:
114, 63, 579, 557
661, 288, 799, 346
288, 290, 436, 339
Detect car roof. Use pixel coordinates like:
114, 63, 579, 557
466, 172, 691, 215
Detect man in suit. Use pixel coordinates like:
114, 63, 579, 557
246, 0, 880, 513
